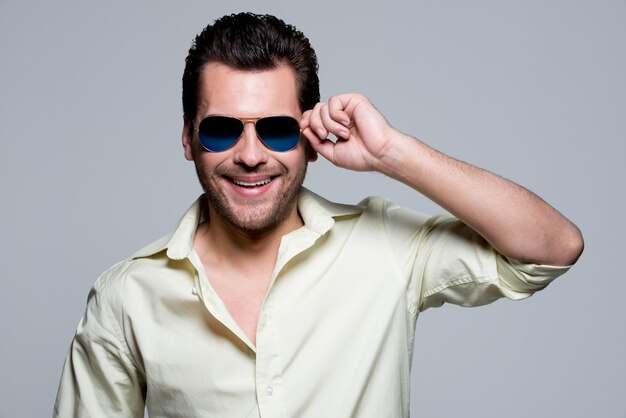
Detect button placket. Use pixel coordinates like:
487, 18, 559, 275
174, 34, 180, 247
255, 303, 287, 416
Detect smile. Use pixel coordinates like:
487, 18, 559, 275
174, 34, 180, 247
230, 177, 273, 187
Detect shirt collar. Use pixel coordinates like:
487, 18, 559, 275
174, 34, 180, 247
297, 187, 362, 235
130, 196, 203, 261
130, 187, 363, 261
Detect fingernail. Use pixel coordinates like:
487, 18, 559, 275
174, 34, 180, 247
316, 128, 326, 138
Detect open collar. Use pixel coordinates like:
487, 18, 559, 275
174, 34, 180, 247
130, 187, 363, 261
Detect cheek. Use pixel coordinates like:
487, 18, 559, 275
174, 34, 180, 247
283, 146, 308, 167
192, 148, 219, 176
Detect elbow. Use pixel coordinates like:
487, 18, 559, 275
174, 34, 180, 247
568, 225, 585, 264
555, 224, 584, 266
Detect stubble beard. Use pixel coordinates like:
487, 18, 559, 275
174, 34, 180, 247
193, 154, 307, 236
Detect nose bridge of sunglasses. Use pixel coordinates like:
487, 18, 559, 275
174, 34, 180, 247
237, 120, 267, 149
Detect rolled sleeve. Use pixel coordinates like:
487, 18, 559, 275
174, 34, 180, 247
376, 198, 570, 312
496, 255, 570, 299
416, 217, 570, 311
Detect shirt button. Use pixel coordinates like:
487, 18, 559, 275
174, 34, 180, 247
265, 385, 274, 396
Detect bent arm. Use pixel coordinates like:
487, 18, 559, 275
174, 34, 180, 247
377, 131, 583, 266
301, 93, 584, 266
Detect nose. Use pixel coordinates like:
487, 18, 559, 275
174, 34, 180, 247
232, 121, 269, 168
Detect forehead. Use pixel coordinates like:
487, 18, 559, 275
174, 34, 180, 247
197, 62, 300, 118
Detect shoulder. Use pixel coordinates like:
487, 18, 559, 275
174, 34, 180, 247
92, 234, 172, 309
355, 195, 435, 232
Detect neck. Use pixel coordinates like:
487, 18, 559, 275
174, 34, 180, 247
195, 202, 304, 265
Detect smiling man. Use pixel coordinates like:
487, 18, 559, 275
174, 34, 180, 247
54, 13, 583, 418
184, 61, 312, 345
187, 62, 309, 237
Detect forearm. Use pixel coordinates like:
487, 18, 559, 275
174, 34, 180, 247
377, 131, 584, 266
301, 93, 583, 265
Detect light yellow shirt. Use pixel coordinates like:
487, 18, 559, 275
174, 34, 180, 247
54, 188, 569, 418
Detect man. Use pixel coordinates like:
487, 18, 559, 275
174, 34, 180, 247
54, 12, 583, 418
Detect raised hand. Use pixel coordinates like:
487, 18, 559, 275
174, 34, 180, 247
301, 93, 582, 266
300, 93, 397, 172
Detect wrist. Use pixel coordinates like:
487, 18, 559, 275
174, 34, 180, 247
373, 130, 427, 182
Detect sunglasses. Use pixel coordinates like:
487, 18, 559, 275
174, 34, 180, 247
195, 115, 302, 152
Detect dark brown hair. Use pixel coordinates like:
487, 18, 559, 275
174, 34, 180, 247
182, 13, 320, 124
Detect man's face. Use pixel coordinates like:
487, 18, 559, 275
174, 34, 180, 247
183, 62, 312, 234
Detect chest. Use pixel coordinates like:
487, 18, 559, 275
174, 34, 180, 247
208, 273, 271, 345
135, 250, 411, 418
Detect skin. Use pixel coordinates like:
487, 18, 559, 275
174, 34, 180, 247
182, 62, 314, 344
182, 64, 584, 344
300, 93, 584, 266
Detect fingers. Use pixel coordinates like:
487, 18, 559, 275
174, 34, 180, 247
308, 102, 328, 139
300, 93, 370, 165
301, 123, 336, 164
327, 96, 351, 128
300, 101, 346, 165
321, 103, 351, 139
301, 100, 351, 141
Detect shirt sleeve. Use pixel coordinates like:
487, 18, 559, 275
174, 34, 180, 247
376, 198, 571, 312
53, 272, 146, 418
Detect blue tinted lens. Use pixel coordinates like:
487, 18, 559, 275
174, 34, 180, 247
198, 116, 243, 152
256, 116, 301, 152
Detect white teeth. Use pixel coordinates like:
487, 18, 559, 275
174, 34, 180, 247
233, 178, 272, 187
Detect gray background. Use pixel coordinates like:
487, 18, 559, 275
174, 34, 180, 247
1, 1, 624, 417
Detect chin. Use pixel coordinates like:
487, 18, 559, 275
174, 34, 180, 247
208, 193, 298, 235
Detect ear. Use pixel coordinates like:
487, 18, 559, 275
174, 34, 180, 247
182, 116, 194, 161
